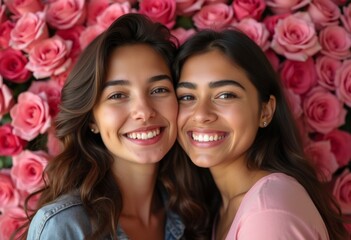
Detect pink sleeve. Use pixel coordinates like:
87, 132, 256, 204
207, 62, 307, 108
233, 210, 325, 240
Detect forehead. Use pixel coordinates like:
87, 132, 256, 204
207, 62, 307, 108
179, 49, 250, 84
109, 44, 166, 63
106, 44, 171, 81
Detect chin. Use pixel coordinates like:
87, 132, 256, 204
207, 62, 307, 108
190, 156, 216, 168
134, 154, 166, 165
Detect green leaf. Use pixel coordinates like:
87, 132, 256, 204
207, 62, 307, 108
0, 156, 13, 169
27, 133, 48, 152
0, 113, 12, 125
176, 16, 194, 29
340, 105, 351, 133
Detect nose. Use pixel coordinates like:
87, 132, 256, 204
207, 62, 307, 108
192, 99, 217, 123
131, 97, 156, 122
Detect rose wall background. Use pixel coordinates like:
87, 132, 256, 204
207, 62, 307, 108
0, 0, 350, 238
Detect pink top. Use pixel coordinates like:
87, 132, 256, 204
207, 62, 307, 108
212, 173, 329, 240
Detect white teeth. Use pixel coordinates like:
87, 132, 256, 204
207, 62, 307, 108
127, 128, 161, 140
192, 133, 224, 142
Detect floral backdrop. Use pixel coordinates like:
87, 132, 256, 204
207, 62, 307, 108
0, 0, 350, 238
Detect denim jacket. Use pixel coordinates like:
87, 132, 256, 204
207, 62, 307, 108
27, 191, 185, 240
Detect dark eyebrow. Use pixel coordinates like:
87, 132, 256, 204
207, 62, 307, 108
103, 74, 172, 88
176, 82, 196, 89
149, 74, 172, 83
177, 80, 245, 90
209, 80, 245, 90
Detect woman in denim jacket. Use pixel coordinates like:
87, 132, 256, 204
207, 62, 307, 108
17, 13, 216, 240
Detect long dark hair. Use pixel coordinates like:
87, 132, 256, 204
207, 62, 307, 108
17, 13, 215, 239
173, 29, 348, 240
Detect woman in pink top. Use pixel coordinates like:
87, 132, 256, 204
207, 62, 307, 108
173, 29, 348, 239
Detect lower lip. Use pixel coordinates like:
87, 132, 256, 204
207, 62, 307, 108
125, 130, 164, 146
188, 133, 227, 148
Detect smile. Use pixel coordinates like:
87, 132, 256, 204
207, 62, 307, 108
191, 132, 226, 142
126, 128, 161, 140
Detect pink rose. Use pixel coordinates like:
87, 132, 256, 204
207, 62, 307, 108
316, 129, 351, 167
315, 55, 342, 91
284, 88, 303, 119
304, 140, 338, 182
330, 0, 347, 5
10, 91, 51, 141
319, 25, 351, 60
0, 207, 26, 240
139, 0, 176, 29
96, 2, 131, 29
265, 0, 310, 14
111, 0, 137, 4
45, 0, 86, 30
0, 4, 6, 23
344, 219, 351, 238
51, 62, 74, 87
0, 20, 14, 49
231, 0, 266, 21
10, 11, 49, 53
26, 36, 72, 79
234, 18, 270, 51
0, 124, 26, 156
47, 128, 63, 157
333, 169, 351, 214
335, 60, 351, 107
18, 189, 40, 212
264, 49, 280, 72
86, 0, 109, 26
307, 0, 340, 30
271, 12, 321, 62
0, 48, 31, 83
56, 25, 85, 59
303, 86, 346, 134
0, 77, 14, 119
280, 57, 317, 95
79, 24, 105, 50
263, 13, 290, 36
4, 0, 43, 16
176, 0, 204, 16
11, 150, 49, 192
0, 170, 20, 211
28, 79, 62, 118
341, 4, 351, 33
343, 215, 351, 237
205, 0, 229, 3
193, 3, 234, 30
171, 27, 196, 46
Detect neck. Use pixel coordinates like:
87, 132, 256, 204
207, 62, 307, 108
210, 158, 269, 210
113, 161, 161, 224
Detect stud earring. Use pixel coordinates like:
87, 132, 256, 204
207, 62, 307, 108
263, 121, 267, 127
91, 128, 95, 133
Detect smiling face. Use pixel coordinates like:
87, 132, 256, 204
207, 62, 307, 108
177, 49, 268, 169
91, 44, 177, 165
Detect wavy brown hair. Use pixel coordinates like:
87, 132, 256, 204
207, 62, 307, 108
173, 29, 349, 240
17, 13, 216, 240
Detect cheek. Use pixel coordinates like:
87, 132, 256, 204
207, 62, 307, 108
223, 104, 259, 125
94, 106, 126, 130
177, 105, 191, 129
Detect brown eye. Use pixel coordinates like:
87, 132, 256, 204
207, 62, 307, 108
177, 95, 194, 101
151, 87, 169, 94
109, 93, 127, 99
217, 92, 238, 99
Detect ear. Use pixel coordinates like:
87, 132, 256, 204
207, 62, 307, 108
260, 95, 276, 128
89, 122, 100, 134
